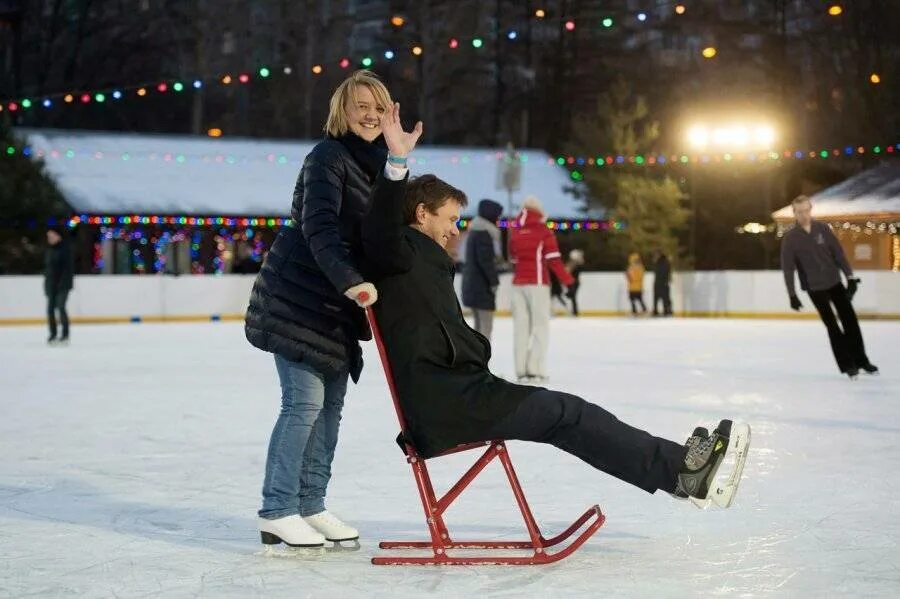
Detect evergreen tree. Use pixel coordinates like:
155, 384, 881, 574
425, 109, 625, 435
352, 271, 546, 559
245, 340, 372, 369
569, 79, 688, 267
0, 125, 69, 274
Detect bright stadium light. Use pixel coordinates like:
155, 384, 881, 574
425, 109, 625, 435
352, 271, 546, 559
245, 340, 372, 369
752, 125, 776, 147
686, 121, 778, 150
687, 125, 711, 149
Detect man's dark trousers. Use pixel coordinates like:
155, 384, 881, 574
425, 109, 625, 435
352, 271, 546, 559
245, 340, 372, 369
654, 286, 672, 315
47, 289, 70, 339
486, 389, 686, 494
807, 283, 870, 372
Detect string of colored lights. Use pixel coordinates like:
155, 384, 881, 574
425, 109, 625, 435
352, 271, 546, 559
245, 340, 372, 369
6, 142, 897, 174
737, 220, 900, 236
779, 221, 899, 236
65, 214, 622, 233
69, 214, 288, 228
11, 145, 532, 166
2, 4, 864, 110
0, 6, 641, 109
94, 226, 263, 274
559, 143, 899, 179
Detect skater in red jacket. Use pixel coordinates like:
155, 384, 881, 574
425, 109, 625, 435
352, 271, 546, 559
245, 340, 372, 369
508, 197, 574, 383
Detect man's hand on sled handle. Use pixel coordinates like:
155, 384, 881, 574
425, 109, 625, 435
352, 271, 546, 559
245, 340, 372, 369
346, 282, 378, 308
382, 102, 423, 159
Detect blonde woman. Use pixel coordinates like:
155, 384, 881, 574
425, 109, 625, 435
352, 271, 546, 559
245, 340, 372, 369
246, 71, 392, 550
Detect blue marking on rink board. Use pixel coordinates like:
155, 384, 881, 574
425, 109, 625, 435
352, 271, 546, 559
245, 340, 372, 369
130, 316, 141, 323
210, 314, 221, 322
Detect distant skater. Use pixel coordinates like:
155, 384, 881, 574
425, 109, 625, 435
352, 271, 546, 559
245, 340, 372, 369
780, 195, 878, 379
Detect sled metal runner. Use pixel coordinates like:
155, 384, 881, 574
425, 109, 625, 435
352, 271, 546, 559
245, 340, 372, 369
364, 304, 605, 565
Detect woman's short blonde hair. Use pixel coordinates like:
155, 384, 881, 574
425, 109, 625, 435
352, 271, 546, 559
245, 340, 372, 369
324, 70, 393, 137
522, 195, 544, 213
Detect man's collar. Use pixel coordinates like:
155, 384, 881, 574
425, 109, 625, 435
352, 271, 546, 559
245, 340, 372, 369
406, 226, 454, 268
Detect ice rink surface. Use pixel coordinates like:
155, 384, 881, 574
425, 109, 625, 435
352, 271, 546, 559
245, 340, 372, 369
1, 317, 898, 598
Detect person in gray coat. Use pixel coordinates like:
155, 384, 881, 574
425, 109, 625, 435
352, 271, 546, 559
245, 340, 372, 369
461, 199, 503, 341
780, 195, 878, 379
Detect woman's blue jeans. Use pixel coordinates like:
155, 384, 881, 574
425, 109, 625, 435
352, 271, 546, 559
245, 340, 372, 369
259, 354, 348, 519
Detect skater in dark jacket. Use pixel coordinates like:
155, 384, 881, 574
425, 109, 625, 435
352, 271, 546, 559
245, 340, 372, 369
653, 250, 673, 316
565, 249, 585, 316
360, 103, 751, 509
781, 195, 877, 379
246, 70, 392, 550
44, 226, 74, 345
461, 199, 503, 341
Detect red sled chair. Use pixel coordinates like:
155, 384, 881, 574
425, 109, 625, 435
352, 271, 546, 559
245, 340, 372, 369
363, 302, 605, 565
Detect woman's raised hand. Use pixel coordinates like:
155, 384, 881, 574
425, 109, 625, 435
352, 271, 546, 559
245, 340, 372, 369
381, 102, 423, 158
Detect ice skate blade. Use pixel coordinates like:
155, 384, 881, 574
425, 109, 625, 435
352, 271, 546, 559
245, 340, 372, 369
688, 496, 712, 510
708, 423, 751, 509
326, 539, 361, 552
258, 544, 326, 559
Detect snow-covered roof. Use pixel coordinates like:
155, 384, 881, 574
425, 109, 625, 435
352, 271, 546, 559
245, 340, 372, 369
17, 128, 597, 220
772, 163, 900, 220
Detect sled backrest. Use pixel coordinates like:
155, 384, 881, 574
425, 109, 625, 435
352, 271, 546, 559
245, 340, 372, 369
364, 305, 410, 434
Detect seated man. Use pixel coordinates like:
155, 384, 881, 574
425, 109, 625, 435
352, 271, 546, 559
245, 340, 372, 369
361, 104, 750, 508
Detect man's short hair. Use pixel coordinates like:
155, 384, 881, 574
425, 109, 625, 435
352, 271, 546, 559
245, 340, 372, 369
792, 195, 811, 207
404, 175, 468, 224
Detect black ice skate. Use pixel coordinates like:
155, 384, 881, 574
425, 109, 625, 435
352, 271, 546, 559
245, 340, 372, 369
860, 363, 879, 375
675, 419, 750, 509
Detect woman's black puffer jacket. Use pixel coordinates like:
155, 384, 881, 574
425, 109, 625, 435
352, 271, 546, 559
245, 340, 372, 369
245, 133, 386, 382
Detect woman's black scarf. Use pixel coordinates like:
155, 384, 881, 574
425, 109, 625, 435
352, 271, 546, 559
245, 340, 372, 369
334, 131, 388, 182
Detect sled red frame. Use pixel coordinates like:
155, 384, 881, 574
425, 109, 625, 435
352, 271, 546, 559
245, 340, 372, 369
364, 305, 605, 565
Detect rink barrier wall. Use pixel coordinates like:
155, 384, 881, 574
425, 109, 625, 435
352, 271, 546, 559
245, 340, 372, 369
1, 271, 898, 325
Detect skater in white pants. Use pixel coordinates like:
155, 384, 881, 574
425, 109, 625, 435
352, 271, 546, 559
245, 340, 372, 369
511, 285, 551, 381
508, 196, 574, 383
